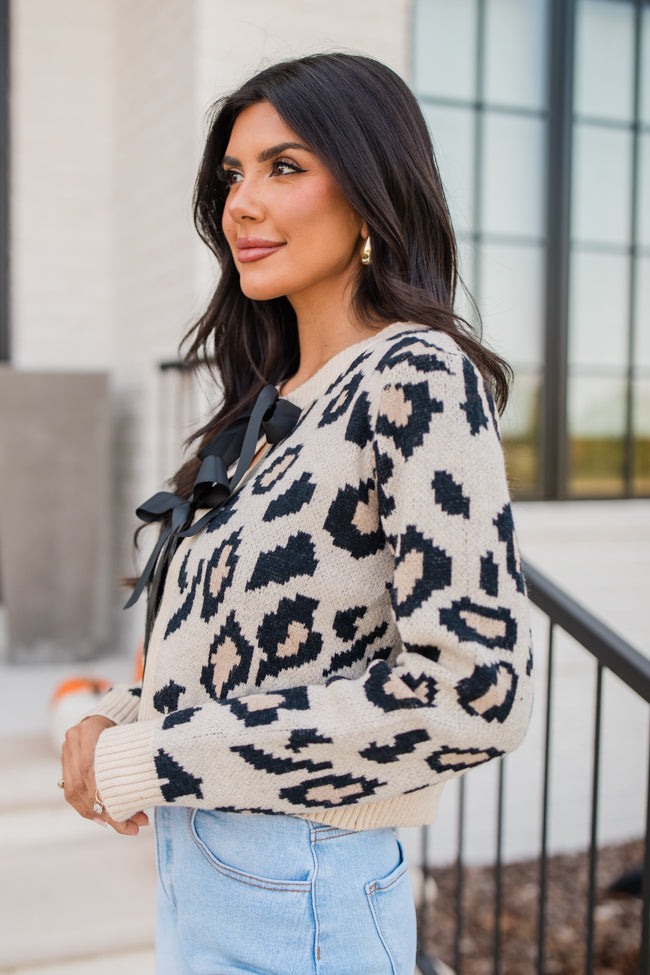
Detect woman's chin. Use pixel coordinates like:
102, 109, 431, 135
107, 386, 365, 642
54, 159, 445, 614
237, 278, 286, 303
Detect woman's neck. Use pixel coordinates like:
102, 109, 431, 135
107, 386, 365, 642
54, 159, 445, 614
282, 291, 385, 395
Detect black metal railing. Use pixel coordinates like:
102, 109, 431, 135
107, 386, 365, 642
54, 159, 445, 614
416, 558, 650, 975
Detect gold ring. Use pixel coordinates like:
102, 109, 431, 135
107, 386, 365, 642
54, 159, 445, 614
57, 779, 65, 789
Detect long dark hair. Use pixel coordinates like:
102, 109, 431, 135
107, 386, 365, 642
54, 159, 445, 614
174, 52, 510, 497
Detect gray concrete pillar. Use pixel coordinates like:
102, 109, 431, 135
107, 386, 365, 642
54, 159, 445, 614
0, 369, 113, 661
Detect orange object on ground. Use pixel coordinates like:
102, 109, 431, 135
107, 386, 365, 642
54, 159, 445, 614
51, 676, 112, 704
133, 641, 144, 682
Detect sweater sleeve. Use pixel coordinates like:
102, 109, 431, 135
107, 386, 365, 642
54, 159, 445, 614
95, 351, 533, 822
87, 683, 142, 726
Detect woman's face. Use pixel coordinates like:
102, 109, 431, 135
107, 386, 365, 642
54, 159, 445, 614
221, 101, 366, 309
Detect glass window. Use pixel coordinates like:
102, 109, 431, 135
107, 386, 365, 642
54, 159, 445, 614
638, 133, 650, 250
634, 257, 650, 370
413, 0, 478, 101
422, 103, 475, 232
480, 242, 545, 368
568, 251, 630, 371
633, 380, 650, 495
482, 113, 545, 237
633, 380, 650, 439
568, 375, 626, 496
574, 0, 635, 122
501, 370, 542, 497
639, 5, 650, 124
571, 123, 633, 246
414, 0, 650, 500
484, 0, 549, 110
456, 236, 478, 320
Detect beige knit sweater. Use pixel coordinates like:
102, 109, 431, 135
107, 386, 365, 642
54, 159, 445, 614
92, 322, 533, 829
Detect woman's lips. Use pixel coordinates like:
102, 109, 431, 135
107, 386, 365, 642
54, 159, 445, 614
236, 238, 286, 263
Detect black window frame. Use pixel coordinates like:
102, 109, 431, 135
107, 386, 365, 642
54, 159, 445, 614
412, 0, 650, 500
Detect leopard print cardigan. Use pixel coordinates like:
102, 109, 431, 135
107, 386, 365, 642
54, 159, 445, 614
92, 322, 533, 828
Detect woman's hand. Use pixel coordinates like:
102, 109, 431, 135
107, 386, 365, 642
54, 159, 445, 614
61, 715, 149, 836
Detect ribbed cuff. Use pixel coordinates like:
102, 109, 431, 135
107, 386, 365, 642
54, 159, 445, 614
94, 721, 162, 822
85, 684, 141, 726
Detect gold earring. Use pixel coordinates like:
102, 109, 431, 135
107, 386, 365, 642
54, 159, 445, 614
361, 236, 372, 266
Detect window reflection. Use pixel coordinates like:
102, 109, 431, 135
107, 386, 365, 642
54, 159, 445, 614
633, 381, 650, 495
575, 0, 635, 121
638, 134, 650, 249
641, 7, 650, 124
568, 251, 629, 371
634, 257, 650, 369
481, 243, 544, 368
485, 0, 548, 110
568, 376, 626, 496
482, 114, 545, 237
422, 103, 475, 232
413, 0, 478, 101
501, 371, 542, 497
571, 125, 633, 245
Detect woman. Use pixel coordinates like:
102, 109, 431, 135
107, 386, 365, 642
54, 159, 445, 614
61, 53, 533, 974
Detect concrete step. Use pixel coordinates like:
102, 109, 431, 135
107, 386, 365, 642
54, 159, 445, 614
0, 735, 64, 814
5, 949, 155, 975
0, 734, 156, 972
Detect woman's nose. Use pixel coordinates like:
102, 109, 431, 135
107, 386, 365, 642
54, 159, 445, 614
225, 177, 266, 223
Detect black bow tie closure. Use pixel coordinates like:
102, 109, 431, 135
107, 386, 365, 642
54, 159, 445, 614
124, 384, 301, 648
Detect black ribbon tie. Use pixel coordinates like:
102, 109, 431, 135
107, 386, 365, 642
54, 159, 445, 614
123, 386, 301, 645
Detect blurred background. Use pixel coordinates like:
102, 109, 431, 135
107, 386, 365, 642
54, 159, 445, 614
0, 0, 648, 660
0, 1, 648, 973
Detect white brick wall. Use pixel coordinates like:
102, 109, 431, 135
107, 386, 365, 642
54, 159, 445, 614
109, 0, 202, 648
9, 0, 413, 652
195, 0, 411, 113
10, 0, 114, 370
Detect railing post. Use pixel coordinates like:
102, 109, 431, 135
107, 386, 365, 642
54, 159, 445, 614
493, 758, 505, 975
538, 621, 555, 973
641, 713, 650, 975
455, 775, 466, 975
585, 663, 603, 974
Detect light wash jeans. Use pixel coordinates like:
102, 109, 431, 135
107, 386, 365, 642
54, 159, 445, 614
154, 806, 417, 975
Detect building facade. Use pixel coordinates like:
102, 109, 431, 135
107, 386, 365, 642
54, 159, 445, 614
0, 0, 648, 648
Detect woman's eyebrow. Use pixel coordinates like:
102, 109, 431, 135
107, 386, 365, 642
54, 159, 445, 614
222, 142, 312, 167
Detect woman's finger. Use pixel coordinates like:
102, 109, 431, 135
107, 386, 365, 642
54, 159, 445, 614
102, 811, 148, 836
60, 716, 151, 835
61, 726, 91, 816
60, 715, 116, 820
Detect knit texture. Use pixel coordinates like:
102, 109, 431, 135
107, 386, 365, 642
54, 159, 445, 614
94, 322, 533, 825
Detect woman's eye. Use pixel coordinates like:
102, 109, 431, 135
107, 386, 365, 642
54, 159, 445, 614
274, 159, 304, 176
221, 169, 242, 187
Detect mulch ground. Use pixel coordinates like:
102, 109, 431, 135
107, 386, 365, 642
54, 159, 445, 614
419, 838, 645, 975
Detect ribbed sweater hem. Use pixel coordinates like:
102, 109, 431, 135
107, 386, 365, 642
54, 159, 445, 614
94, 722, 161, 821
295, 783, 444, 831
